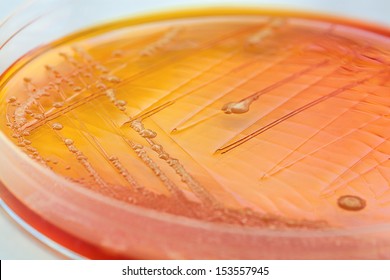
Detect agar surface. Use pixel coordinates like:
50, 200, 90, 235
1, 14, 390, 230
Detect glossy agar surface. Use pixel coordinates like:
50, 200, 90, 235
0, 9, 390, 258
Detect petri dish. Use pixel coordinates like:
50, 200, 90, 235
0, 0, 390, 259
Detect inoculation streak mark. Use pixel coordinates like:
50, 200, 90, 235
19, 24, 258, 133
221, 59, 329, 114
216, 72, 383, 154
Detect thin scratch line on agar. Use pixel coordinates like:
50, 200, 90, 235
213, 64, 349, 154
264, 88, 376, 177
217, 70, 384, 154
20, 25, 260, 132
322, 136, 390, 197
170, 51, 302, 132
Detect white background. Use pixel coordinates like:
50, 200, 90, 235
0, 0, 389, 260
2, 260, 390, 279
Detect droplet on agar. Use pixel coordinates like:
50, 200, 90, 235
64, 138, 74, 145
52, 123, 63, 130
6, 96, 17, 103
337, 195, 366, 211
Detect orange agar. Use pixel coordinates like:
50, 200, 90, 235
0, 9, 389, 259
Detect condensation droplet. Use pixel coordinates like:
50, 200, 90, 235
52, 123, 63, 130
338, 195, 366, 211
26, 146, 37, 152
222, 99, 252, 114
140, 129, 157, 138
53, 102, 64, 108
6, 96, 17, 103
64, 138, 74, 145
115, 100, 127, 106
